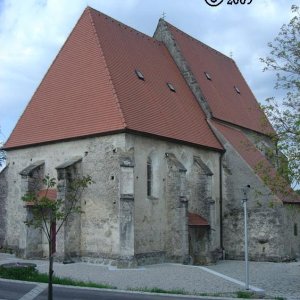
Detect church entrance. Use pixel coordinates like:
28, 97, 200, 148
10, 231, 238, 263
188, 212, 210, 265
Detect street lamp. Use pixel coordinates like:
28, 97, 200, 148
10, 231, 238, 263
242, 184, 251, 290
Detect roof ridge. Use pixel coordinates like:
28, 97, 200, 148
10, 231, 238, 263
212, 120, 300, 204
5, 7, 93, 146
88, 6, 160, 44
162, 19, 234, 62
87, 8, 127, 129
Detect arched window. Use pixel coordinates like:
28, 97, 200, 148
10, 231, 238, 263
147, 157, 152, 197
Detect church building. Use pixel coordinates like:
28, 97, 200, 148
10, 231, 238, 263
1, 7, 299, 267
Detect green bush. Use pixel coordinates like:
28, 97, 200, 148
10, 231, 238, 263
130, 287, 187, 295
0, 265, 117, 289
0, 265, 38, 280
236, 290, 254, 299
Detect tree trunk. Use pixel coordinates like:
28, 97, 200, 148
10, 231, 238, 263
48, 234, 53, 300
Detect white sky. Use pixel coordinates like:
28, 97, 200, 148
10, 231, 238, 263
0, 0, 296, 142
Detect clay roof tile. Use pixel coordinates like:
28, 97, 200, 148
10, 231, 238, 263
164, 21, 274, 135
5, 7, 222, 151
212, 121, 300, 204
188, 213, 209, 227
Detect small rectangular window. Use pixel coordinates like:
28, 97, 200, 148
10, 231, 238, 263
294, 223, 298, 236
234, 85, 241, 94
204, 72, 212, 81
167, 82, 176, 92
135, 69, 145, 80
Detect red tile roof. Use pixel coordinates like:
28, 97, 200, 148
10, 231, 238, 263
25, 188, 57, 206
37, 189, 57, 201
4, 7, 222, 151
188, 212, 209, 227
165, 22, 274, 135
212, 121, 300, 204
5, 9, 125, 149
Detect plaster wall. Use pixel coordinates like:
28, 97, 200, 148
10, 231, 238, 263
4, 134, 126, 259
216, 129, 289, 261
125, 134, 221, 262
154, 16, 299, 262
283, 205, 300, 258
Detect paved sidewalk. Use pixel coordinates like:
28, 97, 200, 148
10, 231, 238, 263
0, 253, 299, 299
208, 260, 300, 300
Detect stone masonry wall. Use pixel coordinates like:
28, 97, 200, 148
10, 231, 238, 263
165, 153, 189, 263
5, 134, 126, 261
125, 134, 221, 264
154, 17, 299, 262
187, 159, 216, 264
215, 129, 289, 261
188, 159, 213, 225
282, 205, 300, 259
61, 161, 83, 261
23, 165, 44, 258
5, 132, 222, 265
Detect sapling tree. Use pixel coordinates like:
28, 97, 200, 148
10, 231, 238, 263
22, 174, 92, 300
258, 5, 300, 195
0, 125, 6, 168
0, 141, 5, 168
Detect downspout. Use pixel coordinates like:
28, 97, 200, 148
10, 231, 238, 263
219, 152, 224, 258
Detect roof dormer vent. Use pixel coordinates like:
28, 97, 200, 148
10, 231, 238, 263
234, 86, 241, 94
135, 69, 145, 81
204, 72, 212, 81
167, 82, 176, 92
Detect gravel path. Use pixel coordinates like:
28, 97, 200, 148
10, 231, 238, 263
206, 260, 300, 300
1, 253, 299, 299
37, 262, 242, 295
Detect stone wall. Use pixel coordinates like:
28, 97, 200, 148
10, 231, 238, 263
187, 157, 217, 263
282, 205, 300, 259
57, 160, 83, 261
215, 127, 296, 261
125, 134, 221, 264
189, 227, 210, 264
165, 153, 188, 263
4, 132, 222, 265
153, 16, 300, 262
4, 134, 126, 261
22, 164, 45, 258
80, 135, 126, 262
188, 157, 214, 226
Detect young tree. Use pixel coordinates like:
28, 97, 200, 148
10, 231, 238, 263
260, 4, 300, 192
0, 142, 5, 168
0, 125, 6, 168
22, 174, 93, 300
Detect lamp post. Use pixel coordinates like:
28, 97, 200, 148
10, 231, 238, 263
242, 185, 250, 290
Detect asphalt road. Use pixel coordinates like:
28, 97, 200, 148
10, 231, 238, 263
0, 280, 219, 300
37, 287, 212, 300
0, 280, 36, 299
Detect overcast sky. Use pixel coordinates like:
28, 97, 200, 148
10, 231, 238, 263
0, 0, 296, 143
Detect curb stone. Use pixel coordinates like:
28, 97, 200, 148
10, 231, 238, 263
0, 278, 280, 300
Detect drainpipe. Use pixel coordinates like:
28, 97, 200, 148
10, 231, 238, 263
219, 152, 224, 258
